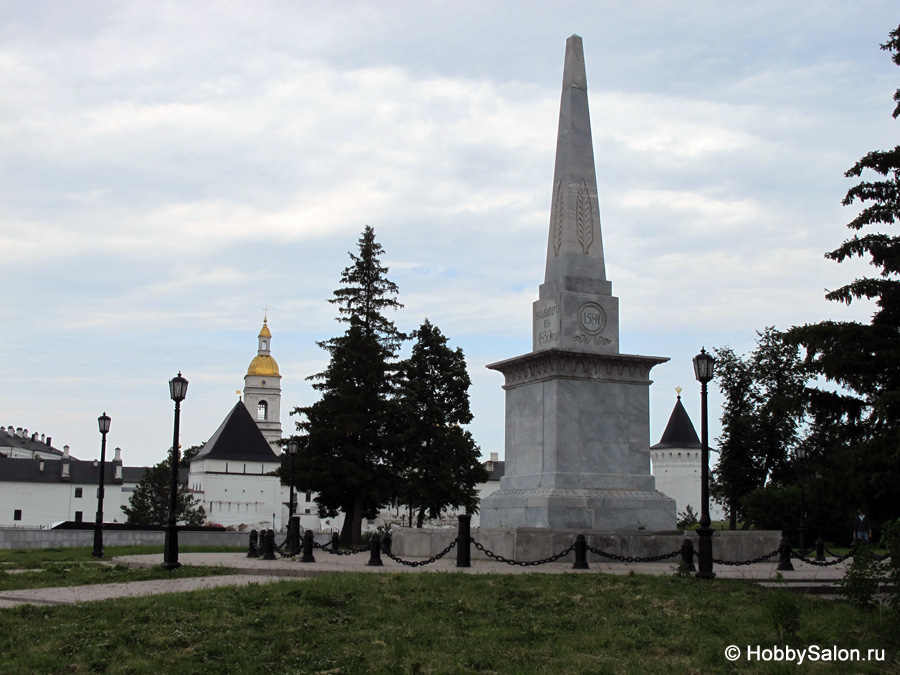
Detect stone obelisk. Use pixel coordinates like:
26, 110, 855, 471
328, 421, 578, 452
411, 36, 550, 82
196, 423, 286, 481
479, 35, 676, 531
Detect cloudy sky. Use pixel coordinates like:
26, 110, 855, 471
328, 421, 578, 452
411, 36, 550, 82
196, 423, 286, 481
2, 1, 897, 467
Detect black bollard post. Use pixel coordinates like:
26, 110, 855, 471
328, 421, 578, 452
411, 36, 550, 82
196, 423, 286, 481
263, 529, 277, 560
366, 533, 384, 567
681, 537, 696, 572
776, 535, 794, 571
572, 534, 589, 570
331, 531, 340, 552
815, 533, 825, 562
456, 514, 471, 568
289, 516, 300, 556
247, 529, 259, 558
301, 529, 316, 563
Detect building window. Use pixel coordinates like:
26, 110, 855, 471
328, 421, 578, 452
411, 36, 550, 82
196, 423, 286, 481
305, 491, 311, 503
262, 340, 267, 350
13, 510, 22, 521
258, 400, 268, 420
75, 511, 83, 523
75, 487, 83, 498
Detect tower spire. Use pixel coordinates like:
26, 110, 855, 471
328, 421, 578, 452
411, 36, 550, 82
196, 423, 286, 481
544, 34, 607, 288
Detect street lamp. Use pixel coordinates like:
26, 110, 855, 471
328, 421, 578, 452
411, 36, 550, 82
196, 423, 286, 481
287, 438, 299, 552
693, 348, 716, 579
796, 446, 807, 555
162, 372, 188, 571
92, 412, 111, 558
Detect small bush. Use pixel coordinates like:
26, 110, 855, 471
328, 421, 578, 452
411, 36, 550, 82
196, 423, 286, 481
768, 578, 801, 643
677, 505, 698, 530
838, 545, 884, 610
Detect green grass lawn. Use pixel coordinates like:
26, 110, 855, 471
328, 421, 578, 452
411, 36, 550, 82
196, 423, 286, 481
0, 545, 245, 591
1, 570, 897, 674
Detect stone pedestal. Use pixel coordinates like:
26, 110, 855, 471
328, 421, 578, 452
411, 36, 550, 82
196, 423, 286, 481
480, 349, 676, 531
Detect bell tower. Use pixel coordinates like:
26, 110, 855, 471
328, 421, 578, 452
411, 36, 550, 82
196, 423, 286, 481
243, 317, 282, 450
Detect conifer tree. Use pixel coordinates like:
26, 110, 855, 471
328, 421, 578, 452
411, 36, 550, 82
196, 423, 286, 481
395, 319, 488, 527
290, 226, 404, 545
122, 456, 207, 526
789, 25, 900, 526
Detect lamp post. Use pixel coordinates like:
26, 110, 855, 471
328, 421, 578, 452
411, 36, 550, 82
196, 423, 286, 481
162, 372, 188, 571
287, 438, 299, 550
92, 412, 111, 558
796, 446, 807, 555
693, 348, 716, 579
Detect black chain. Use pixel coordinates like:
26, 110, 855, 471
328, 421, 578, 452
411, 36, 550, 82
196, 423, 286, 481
586, 545, 682, 563
471, 539, 576, 566
711, 549, 780, 566
310, 540, 370, 555
383, 539, 458, 567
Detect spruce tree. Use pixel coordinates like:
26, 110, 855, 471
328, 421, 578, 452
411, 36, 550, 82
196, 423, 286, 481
290, 226, 404, 545
121, 456, 207, 526
396, 319, 488, 527
789, 25, 900, 527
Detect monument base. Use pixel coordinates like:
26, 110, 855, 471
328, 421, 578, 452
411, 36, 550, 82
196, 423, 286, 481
479, 486, 676, 531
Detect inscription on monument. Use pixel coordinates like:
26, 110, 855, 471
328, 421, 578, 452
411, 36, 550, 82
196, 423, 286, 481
535, 304, 560, 346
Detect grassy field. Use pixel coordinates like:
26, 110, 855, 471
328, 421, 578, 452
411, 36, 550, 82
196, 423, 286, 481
0, 545, 245, 591
1, 563, 898, 674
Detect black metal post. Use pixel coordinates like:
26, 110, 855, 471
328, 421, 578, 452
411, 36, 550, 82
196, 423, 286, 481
247, 530, 259, 558
798, 453, 806, 556
288, 453, 295, 547
681, 536, 696, 572
289, 516, 300, 556
366, 533, 383, 567
572, 534, 589, 570
776, 535, 794, 571
331, 531, 340, 552
162, 372, 187, 571
456, 514, 471, 568
696, 369, 715, 579
263, 529, 276, 560
92, 413, 110, 558
302, 529, 316, 563
815, 534, 825, 562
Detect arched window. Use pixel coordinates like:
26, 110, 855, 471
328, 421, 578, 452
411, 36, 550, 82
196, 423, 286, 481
261, 340, 267, 350
258, 400, 268, 420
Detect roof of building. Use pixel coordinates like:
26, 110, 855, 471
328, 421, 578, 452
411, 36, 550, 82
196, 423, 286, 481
651, 395, 701, 450
0, 427, 69, 458
191, 401, 280, 463
258, 318, 272, 339
0, 455, 120, 484
484, 459, 505, 481
247, 354, 280, 377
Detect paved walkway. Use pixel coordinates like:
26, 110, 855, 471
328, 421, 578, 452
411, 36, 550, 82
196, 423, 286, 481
0, 552, 851, 609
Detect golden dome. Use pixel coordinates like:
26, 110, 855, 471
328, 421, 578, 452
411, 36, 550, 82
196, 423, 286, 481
259, 319, 272, 339
247, 354, 280, 377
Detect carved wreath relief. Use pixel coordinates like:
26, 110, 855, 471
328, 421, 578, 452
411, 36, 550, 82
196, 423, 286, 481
552, 182, 564, 256
576, 180, 594, 254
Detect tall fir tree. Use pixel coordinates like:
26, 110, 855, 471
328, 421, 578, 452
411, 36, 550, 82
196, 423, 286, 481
788, 25, 900, 528
290, 226, 405, 545
396, 319, 488, 527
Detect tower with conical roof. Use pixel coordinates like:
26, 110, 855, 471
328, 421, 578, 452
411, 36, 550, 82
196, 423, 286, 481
480, 35, 675, 532
242, 317, 282, 450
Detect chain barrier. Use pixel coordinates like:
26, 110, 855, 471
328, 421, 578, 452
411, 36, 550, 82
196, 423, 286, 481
711, 549, 780, 566
383, 539, 458, 567
792, 547, 890, 567
310, 540, 370, 556
471, 539, 576, 567
586, 545, 682, 563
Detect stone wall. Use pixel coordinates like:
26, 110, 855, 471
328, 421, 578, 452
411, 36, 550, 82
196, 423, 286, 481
0, 528, 250, 550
